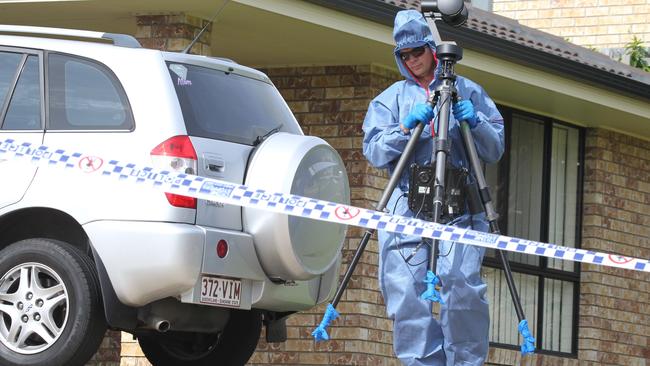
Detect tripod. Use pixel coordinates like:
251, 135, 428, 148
425, 43, 534, 355
313, 3, 534, 355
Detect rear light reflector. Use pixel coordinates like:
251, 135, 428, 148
151, 135, 198, 209
164, 193, 196, 209
217, 240, 228, 258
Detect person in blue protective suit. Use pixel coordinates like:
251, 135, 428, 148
362, 9, 505, 366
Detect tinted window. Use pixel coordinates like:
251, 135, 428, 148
168, 62, 301, 145
48, 54, 133, 130
484, 108, 582, 355
0, 52, 23, 119
3, 56, 41, 130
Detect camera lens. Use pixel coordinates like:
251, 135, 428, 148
418, 170, 432, 183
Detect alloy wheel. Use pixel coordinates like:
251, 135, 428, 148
0, 262, 69, 354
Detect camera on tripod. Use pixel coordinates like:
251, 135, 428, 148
407, 163, 482, 222
407, 163, 468, 220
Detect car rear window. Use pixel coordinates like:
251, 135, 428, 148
167, 62, 301, 145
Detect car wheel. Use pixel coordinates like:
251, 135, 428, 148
138, 309, 262, 366
0, 238, 107, 366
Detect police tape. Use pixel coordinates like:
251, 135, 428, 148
1, 138, 649, 273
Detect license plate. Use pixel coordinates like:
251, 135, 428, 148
200, 275, 241, 308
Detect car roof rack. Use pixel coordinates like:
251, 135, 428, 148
0, 25, 142, 48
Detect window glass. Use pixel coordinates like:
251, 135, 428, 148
0, 52, 23, 115
48, 54, 133, 130
3, 56, 41, 130
548, 125, 580, 271
483, 107, 581, 355
168, 62, 301, 145
542, 279, 574, 353
507, 114, 544, 266
484, 267, 539, 347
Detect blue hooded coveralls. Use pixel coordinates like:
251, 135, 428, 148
362, 10, 505, 366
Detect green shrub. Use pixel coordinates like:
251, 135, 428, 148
625, 36, 650, 72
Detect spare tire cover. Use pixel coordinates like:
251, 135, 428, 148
243, 133, 350, 281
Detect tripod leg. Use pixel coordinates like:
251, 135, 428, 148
312, 122, 427, 341
423, 83, 455, 306
459, 121, 535, 355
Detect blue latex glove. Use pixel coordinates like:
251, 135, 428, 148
453, 99, 478, 128
402, 103, 434, 130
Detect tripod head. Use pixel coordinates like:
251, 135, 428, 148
420, 0, 466, 71
421, 0, 468, 27
419, 1, 465, 106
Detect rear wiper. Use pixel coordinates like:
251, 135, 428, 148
253, 125, 281, 146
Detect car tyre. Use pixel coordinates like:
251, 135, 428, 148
138, 309, 262, 366
0, 238, 107, 366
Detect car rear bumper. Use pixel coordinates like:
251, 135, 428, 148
84, 220, 339, 310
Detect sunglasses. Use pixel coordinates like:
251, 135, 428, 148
399, 46, 427, 61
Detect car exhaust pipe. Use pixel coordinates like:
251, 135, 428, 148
155, 320, 171, 333
142, 316, 172, 333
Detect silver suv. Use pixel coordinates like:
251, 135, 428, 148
0, 26, 349, 366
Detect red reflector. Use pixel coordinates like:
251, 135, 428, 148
165, 193, 197, 209
217, 240, 228, 258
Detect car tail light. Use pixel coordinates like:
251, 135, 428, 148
151, 135, 198, 209
216, 240, 228, 258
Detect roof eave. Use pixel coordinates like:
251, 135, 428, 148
305, 0, 650, 101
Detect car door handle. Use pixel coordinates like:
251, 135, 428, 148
206, 160, 224, 173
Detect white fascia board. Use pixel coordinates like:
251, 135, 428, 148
462, 49, 650, 119
233, 0, 394, 46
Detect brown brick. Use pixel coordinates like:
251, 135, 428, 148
325, 87, 355, 99
151, 24, 194, 39
296, 88, 325, 100
310, 100, 339, 113
311, 75, 341, 87
268, 351, 299, 364
135, 15, 167, 26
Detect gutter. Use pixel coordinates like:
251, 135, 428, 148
305, 0, 650, 101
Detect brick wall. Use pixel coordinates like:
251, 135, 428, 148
135, 13, 211, 55
492, 0, 650, 50
248, 64, 402, 365
85, 330, 121, 366
580, 128, 650, 365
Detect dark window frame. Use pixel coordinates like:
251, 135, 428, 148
484, 104, 584, 357
44, 51, 135, 132
0, 47, 45, 131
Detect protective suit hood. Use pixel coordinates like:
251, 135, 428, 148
393, 9, 437, 82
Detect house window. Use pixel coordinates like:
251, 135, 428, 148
483, 107, 582, 355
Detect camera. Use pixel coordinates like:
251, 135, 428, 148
408, 163, 470, 222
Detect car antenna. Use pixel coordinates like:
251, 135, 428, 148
182, 0, 230, 54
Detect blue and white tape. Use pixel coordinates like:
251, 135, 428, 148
1, 138, 649, 273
